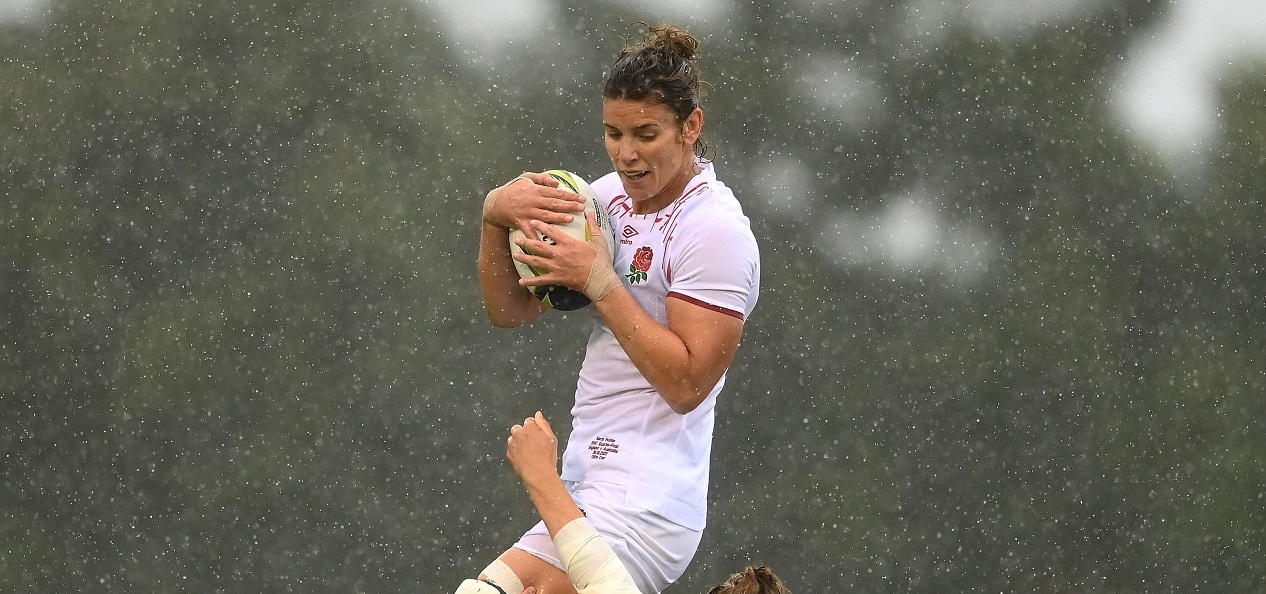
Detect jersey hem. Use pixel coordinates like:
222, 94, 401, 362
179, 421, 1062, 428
667, 291, 745, 320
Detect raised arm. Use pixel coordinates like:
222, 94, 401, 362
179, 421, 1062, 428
507, 413, 642, 594
506, 412, 584, 533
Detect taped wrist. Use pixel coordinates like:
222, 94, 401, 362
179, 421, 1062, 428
481, 189, 500, 225
583, 259, 620, 301
483, 176, 532, 227
468, 559, 522, 594
583, 224, 619, 301
553, 517, 641, 593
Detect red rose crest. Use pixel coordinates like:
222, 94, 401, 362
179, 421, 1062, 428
626, 246, 653, 284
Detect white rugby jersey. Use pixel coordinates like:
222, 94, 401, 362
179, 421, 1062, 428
560, 160, 760, 531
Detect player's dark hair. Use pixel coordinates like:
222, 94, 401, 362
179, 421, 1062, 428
603, 22, 711, 159
707, 565, 790, 594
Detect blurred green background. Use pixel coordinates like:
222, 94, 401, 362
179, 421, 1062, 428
2, 0, 1263, 591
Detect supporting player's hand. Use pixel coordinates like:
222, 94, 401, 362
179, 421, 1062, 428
483, 172, 585, 234
507, 411, 561, 490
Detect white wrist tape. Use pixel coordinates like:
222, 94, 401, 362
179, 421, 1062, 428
553, 518, 641, 593
583, 224, 620, 301
583, 258, 621, 301
482, 176, 532, 227
454, 579, 506, 594
477, 559, 523, 594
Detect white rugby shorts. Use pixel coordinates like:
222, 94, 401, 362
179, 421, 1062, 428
511, 481, 702, 594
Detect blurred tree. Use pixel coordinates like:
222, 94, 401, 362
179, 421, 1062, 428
2, 0, 1263, 592
0, 0, 549, 591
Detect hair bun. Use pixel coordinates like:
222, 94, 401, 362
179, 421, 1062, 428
603, 21, 710, 158
647, 23, 699, 61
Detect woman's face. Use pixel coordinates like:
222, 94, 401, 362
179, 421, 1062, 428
602, 98, 702, 214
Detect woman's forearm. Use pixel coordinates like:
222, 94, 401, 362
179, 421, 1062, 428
522, 471, 585, 538
478, 219, 545, 328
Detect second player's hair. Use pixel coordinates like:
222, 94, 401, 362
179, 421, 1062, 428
707, 565, 790, 594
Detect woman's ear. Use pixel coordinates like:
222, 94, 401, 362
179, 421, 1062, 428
682, 107, 703, 146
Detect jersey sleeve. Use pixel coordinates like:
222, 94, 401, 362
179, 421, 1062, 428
666, 215, 760, 320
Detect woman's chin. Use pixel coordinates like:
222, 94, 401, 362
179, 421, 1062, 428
621, 185, 652, 202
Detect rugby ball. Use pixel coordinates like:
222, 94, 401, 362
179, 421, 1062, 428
508, 170, 616, 311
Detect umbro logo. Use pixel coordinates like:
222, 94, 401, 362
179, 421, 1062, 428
622, 225, 639, 239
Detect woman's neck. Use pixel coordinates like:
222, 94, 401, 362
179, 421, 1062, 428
630, 160, 702, 215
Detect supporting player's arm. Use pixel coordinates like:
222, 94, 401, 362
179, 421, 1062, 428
507, 413, 641, 594
506, 412, 583, 533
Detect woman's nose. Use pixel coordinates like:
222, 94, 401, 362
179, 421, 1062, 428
613, 139, 637, 162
